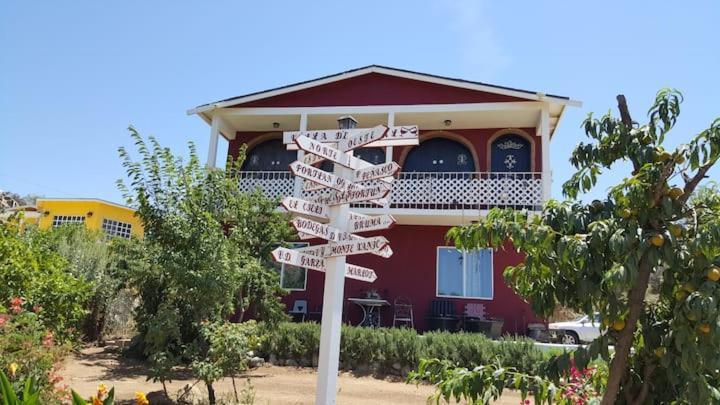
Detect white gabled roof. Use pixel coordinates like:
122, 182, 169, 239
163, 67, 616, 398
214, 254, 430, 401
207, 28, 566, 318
188, 65, 581, 115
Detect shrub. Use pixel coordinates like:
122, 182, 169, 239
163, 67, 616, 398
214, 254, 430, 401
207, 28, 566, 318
0, 302, 70, 403
260, 322, 550, 375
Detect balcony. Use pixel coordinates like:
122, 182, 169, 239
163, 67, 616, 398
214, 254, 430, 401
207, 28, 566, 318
238, 171, 543, 225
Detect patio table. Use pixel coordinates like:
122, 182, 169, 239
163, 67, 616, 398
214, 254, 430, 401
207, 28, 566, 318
348, 298, 390, 327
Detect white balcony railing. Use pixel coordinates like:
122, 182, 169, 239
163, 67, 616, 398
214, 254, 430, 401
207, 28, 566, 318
238, 171, 543, 211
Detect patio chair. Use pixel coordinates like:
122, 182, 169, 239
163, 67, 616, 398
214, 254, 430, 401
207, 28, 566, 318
289, 299, 307, 322
426, 299, 460, 331
393, 296, 414, 328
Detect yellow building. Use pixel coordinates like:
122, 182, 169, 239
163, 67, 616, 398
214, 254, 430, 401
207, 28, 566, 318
35, 198, 143, 238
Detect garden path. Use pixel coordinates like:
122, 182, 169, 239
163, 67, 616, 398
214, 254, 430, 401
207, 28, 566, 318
61, 344, 522, 404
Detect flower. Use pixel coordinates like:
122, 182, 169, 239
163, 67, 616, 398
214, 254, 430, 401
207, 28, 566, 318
97, 384, 108, 398
42, 331, 55, 347
91, 395, 102, 405
135, 391, 149, 405
32, 305, 43, 313
0, 314, 8, 326
9, 297, 23, 307
8, 363, 18, 377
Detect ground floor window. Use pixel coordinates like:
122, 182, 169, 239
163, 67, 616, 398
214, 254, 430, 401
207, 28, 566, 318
436, 247, 493, 299
102, 218, 133, 239
52, 215, 85, 227
275, 242, 308, 291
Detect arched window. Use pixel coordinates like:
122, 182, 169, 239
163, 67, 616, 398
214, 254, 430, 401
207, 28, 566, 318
319, 147, 386, 172
489, 134, 531, 173
241, 139, 296, 171
402, 138, 476, 172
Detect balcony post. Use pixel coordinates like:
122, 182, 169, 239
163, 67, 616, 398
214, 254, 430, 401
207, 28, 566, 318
293, 113, 308, 197
539, 103, 551, 202
206, 114, 221, 167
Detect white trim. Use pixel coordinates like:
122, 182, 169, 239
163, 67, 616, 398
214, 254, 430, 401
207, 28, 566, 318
37, 198, 135, 211
435, 246, 494, 300
218, 101, 544, 116
280, 242, 309, 291
187, 66, 581, 115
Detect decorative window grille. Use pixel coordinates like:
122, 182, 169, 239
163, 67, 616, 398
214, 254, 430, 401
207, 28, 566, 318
436, 247, 493, 299
102, 218, 133, 239
52, 215, 85, 227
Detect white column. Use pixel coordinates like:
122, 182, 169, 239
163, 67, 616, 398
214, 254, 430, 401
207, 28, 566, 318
539, 103, 551, 201
315, 154, 351, 405
385, 112, 395, 164
293, 114, 308, 197
206, 114, 221, 167
384, 112, 394, 212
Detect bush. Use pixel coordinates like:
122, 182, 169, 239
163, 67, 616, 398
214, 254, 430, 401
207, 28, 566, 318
0, 217, 89, 340
0, 302, 70, 403
260, 322, 550, 375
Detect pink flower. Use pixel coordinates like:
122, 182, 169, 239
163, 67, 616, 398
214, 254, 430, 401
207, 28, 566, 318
42, 331, 55, 347
0, 314, 9, 326
9, 297, 23, 307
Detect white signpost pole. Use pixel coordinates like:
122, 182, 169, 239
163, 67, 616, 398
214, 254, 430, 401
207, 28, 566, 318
315, 116, 355, 405
274, 116, 416, 405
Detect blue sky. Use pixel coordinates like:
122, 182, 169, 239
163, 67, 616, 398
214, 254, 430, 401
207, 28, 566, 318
1, 1, 718, 203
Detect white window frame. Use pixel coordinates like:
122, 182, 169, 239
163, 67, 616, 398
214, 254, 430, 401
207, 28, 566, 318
279, 242, 309, 291
435, 246, 494, 300
101, 218, 133, 239
52, 215, 86, 227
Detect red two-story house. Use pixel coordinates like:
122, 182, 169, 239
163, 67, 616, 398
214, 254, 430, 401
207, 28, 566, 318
189, 65, 580, 334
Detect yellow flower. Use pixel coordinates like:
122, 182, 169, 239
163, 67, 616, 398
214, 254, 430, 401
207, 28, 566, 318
135, 391, 149, 405
91, 395, 102, 405
7, 363, 18, 377
97, 384, 108, 398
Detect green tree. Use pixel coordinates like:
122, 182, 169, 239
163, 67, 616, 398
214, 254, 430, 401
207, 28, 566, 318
438, 90, 720, 404
117, 127, 292, 403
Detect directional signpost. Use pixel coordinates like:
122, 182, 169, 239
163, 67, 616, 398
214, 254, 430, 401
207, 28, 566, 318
270, 116, 418, 405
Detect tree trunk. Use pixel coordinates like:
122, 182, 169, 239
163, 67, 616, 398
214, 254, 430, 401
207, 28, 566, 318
601, 260, 652, 405
206, 381, 216, 404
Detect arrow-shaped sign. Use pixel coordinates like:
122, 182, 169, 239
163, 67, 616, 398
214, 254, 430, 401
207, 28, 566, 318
291, 217, 354, 242
338, 125, 388, 152
313, 183, 391, 206
347, 214, 396, 233
345, 264, 378, 283
281, 197, 330, 222
289, 161, 351, 192
353, 162, 400, 183
297, 236, 393, 259
271, 247, 377, 282
284, 125, 419, 150
295, 136, 365, 170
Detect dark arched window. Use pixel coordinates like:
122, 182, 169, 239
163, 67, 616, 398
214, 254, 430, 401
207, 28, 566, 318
402, 138, 475, 172
241, 139, 296, 171
490, 134, 531, 173
319, 147, 386, 172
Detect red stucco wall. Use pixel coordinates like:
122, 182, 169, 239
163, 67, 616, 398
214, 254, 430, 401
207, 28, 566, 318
281, 225, 543, 334
230, 73, 525, 108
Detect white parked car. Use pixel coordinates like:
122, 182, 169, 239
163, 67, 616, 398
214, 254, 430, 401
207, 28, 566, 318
548, 314, 601, 344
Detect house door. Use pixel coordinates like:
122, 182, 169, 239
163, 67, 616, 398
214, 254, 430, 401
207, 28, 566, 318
490, 134, 531, 173
241, 139, 296, 171
403, 138, 475, 173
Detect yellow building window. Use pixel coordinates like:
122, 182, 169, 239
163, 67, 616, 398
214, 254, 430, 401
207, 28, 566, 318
52, 215, 86, 227
102, 218, 132, 239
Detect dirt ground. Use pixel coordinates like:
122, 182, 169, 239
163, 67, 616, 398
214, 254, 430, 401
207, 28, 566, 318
61, 345, 523, 404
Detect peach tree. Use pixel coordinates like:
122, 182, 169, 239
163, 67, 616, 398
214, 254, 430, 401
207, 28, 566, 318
433, 90, 720, 404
